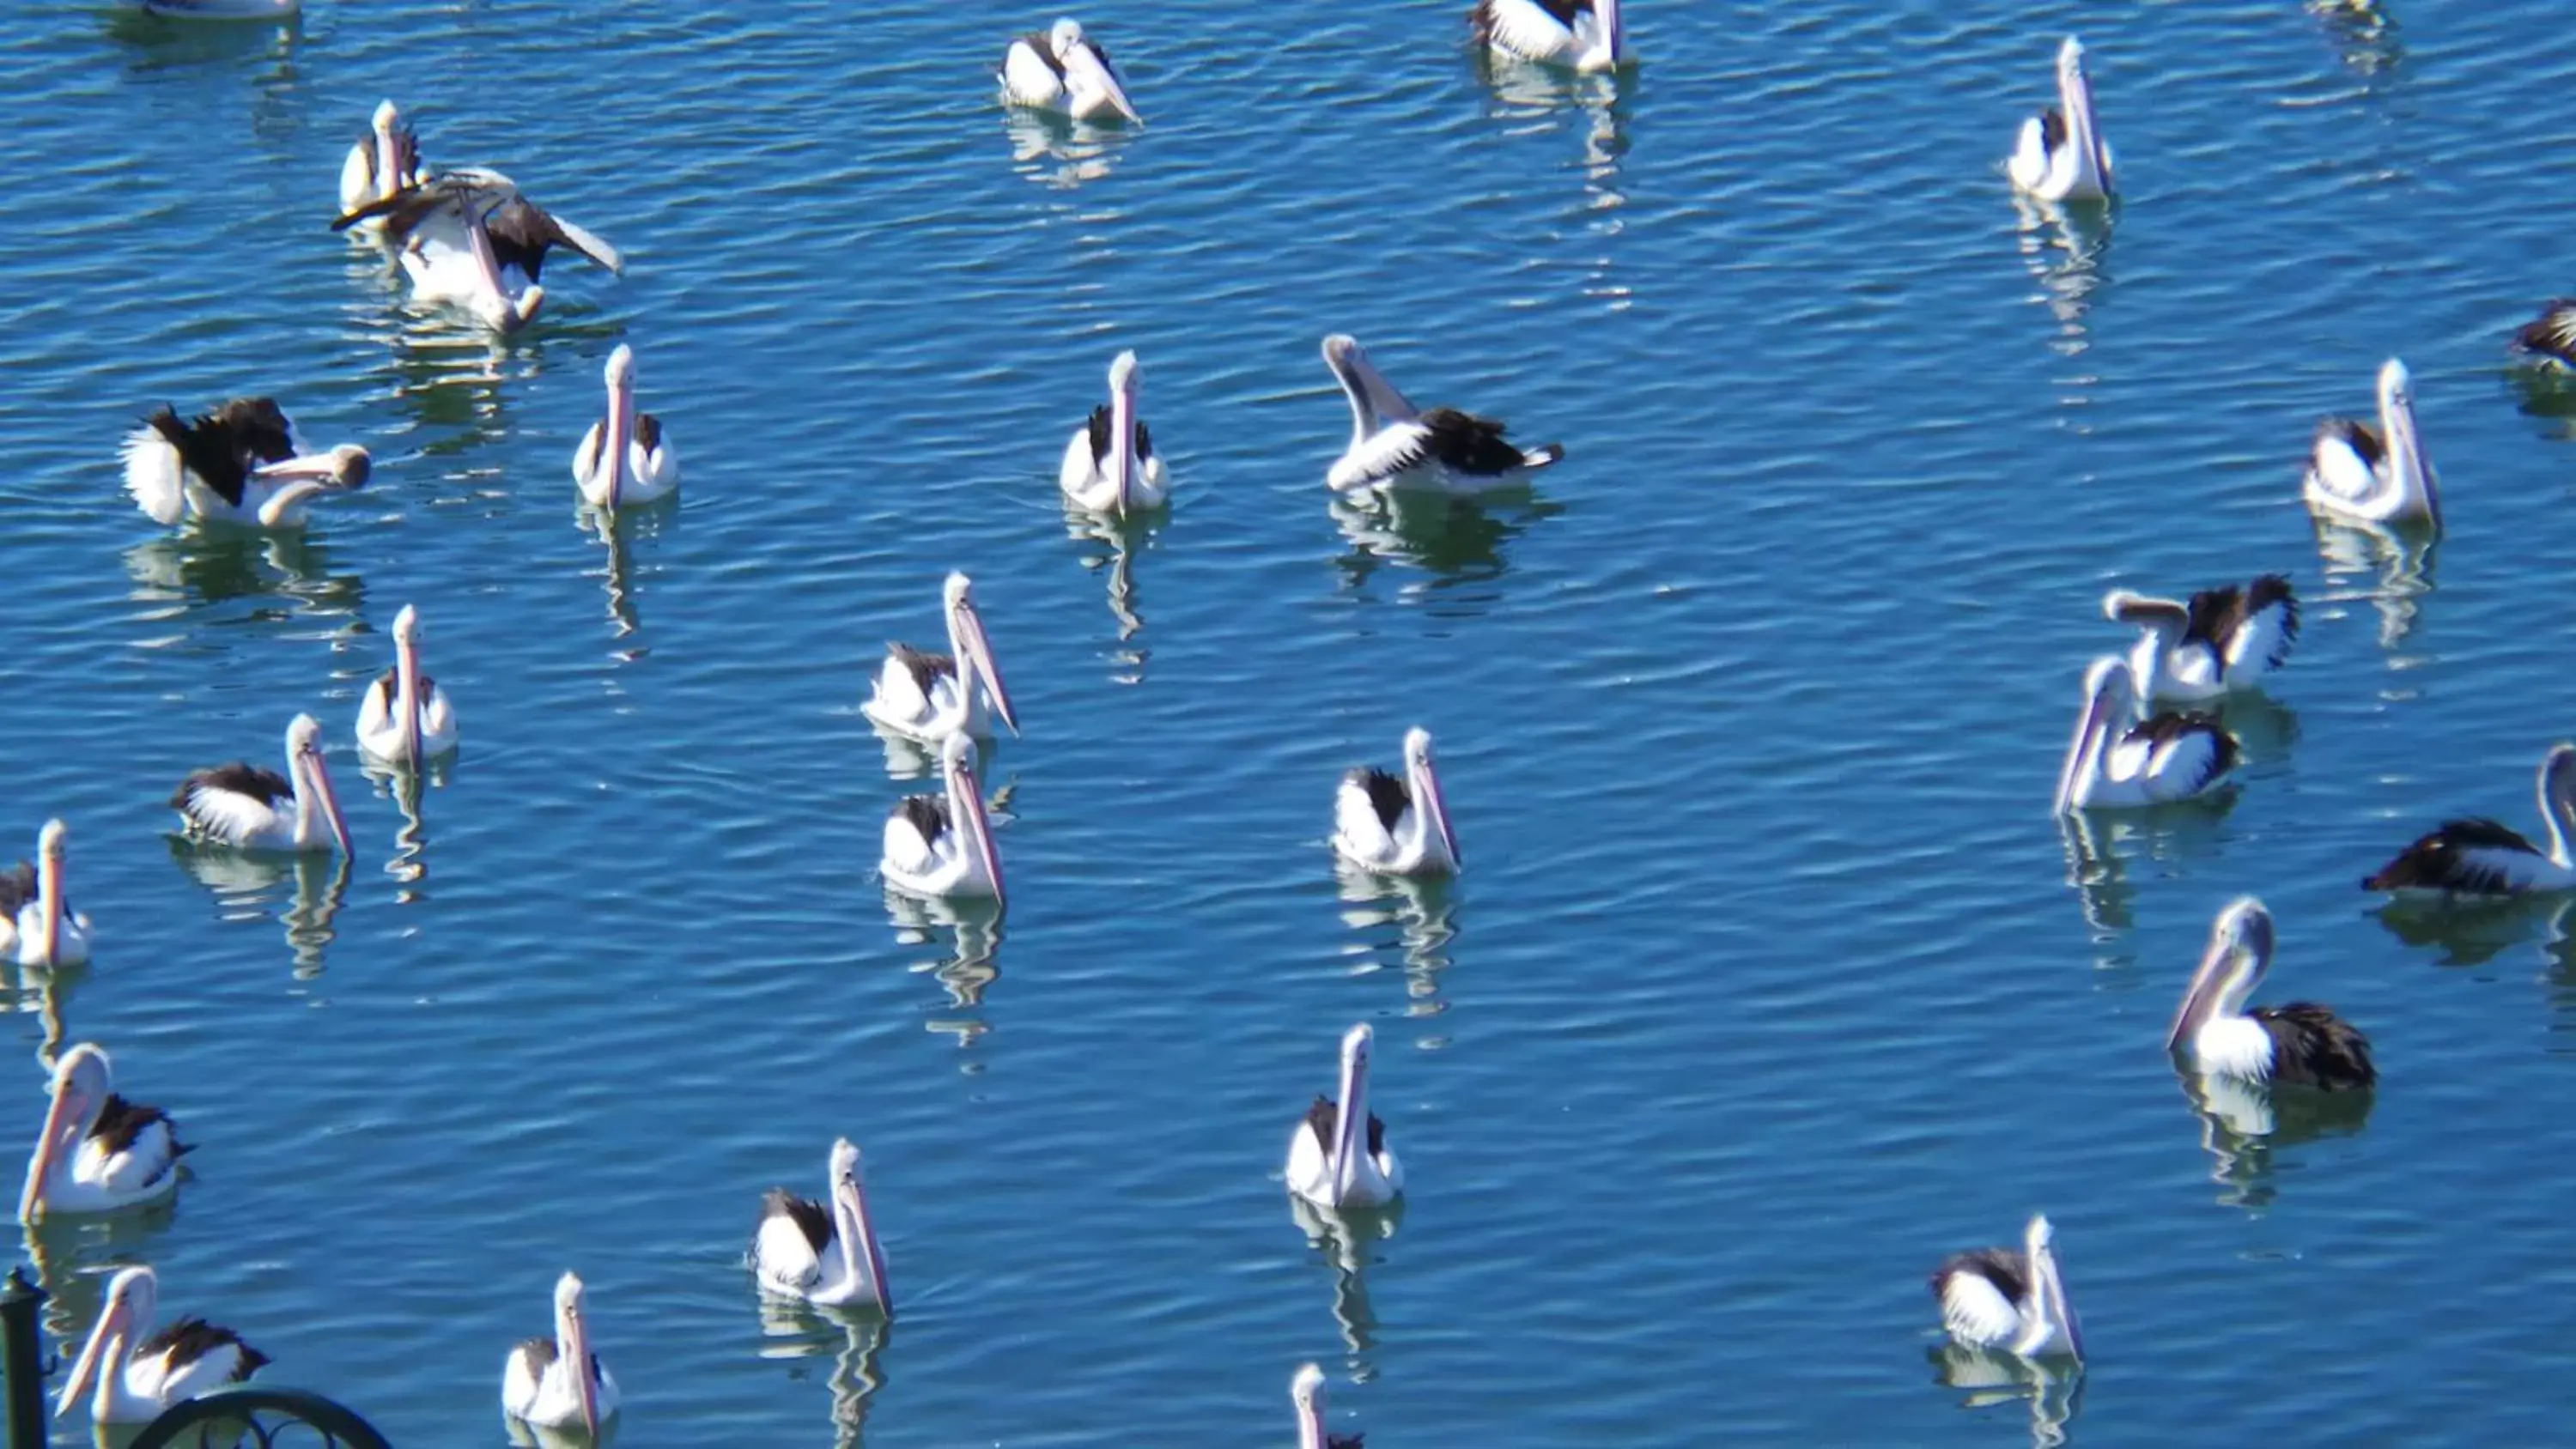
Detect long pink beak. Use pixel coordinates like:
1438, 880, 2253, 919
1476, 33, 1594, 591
36, 854, 62, 966
19, 1083, 78, 1222
301, 747, 353, 857
957, 757, 1005, 906
954, 601, 1018, 737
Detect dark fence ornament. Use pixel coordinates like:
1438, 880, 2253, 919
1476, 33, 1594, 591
125, 1386, 393, 1449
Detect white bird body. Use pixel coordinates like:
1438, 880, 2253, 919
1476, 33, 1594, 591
2366, 744, 2576, 895
881, 734, 1005, 904
2053, 658, 2237, 812
2167, 898, 2377, 1091
1001, 19, 1145, 124
1285, 1023, 1405, 1210
2104, 576, 2299, 704
1060, 350, 1167, 514
337, 168, 623, 335
339, 100, 425, 222
120, 397, 370, 530
1472, 0, 1626, 71
55, 1268, 265, 1425
20, 1045, 185, 1219
170, 713, 354, 856
355, 604, 459, 765
1334, 727, 1460, 878
2008, 37, 2113, 203
1321, 334, 1563, 494
574, 343, 679, 508
862, 573, 1019, 747
501, 1273, 617, 1435
752, 1138, 893, 1313
2306, 358, 2440, 528
0, 821, 90, 968
1931, 1216, 2082, 1361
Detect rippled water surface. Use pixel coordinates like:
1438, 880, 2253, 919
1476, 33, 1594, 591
4, 0, 2575, 1443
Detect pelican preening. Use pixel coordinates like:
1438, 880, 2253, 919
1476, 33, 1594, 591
170, 713, 354, 857
355, 604, 460, 765
501, 1271, 619, 1436
752, 1137, 893, 1313
339, 100, 426, 219
0, 821, 90, 968
334, 167, 624, 335
880, 734, 1005, 905
1001, 18, 1145, 125
121, 398, 371, 530
21, 1045, 187, 1220
1291, 1363, 1365, 1449
1471, 0, 1627, 73
861, 573, 1020, 746
2053, 658, 2238, 813
574, 344, 679, 509
2008, 37, 2113, 203
2102, 575, 2299, 704
1060, 350, 1166, 516
1285, 1023, 1404, 1210
1321, 335, 1563, 494
2306, 358, 2440, 529
1334, 728, 1460, 877
56, 1267, 266, 1424
2364, 743, 2576, 896
2168, 898, 2377, 1091
2511, 300, 2576, 370
1930, 1215, 2083, 1361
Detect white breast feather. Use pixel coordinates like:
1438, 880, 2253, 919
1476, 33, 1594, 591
1941, 1270, 2022, 1348
756, 1211, 823, 1291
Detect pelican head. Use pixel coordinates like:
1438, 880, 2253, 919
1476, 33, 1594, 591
254, 441, 371, 490
37, 819, 66, 865
1401, 726, 1461, 869
1106, 349, 1143, 513
371, 99, 401, 134
2015, 1214, 2082, 1361
942, 732, 1006, 906
287, 712, 355, 858
2053, 657, 2130, 815
1330, 1022, 1376, 1200
553, 1270, 601, 1434
830, 1137, 893, 1313
942, 572, 1020, 737
1109, 349, 1139, 396
58, 1265, 155, 1420
392, 603, 422, 648
1291, 1362, 1327, 1449
33, 818, 68, 964
2375, 356, 2440, 527
606, 343, 637, 393
1048, 16, 1084, 58
2168, 896, 2273, 1052
21, 1044, 112, 1222
2100, 588, 2184, 628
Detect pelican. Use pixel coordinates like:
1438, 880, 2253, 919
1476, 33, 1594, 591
57, 1268, 264, 1424
1285, 1023, 1404, 1210
2512, 299, 2576, 370
752, 1137, 892, 1313
2008, 37, 2113, 203
20, 1045, 187, 1219
1001, 18, 1144, 125
881, 734, 1005, 904
121, 398, 370, 529
571, 343, 678, 509
355, 604, 459, 765
338, 100, 425, 220
2168, 898, 2377, 1091
2365, 743, 2576, 895
1471, 0, 1626, 72
501, 1272, 617, 1436
1929, 1215, 2083, 1361
334, 168, 624, 335
2306, 358, 2439, 528
0, 821, 90, 968
860, 573, 1019, 746
1321, 335, 1563, 494
2102, 575, 2300, 704
2053, 658, 2237, 813
1060, 350, 1166, 516
1291, 1363, 1365, 1449
1334, 728, 1459, 878
170, 713, 353, 856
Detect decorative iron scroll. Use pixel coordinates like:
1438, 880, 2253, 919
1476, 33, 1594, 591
126, 1385, 392, 1449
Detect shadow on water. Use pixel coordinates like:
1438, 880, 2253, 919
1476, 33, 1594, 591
2010, 197, 2115, 356
1062, 506, 1158, 675
167, 839, 349, 980
123, 530, 365, 625
1929, 1344, 2083, 1449
752, 1295, 891, 1449
2371, 891, 2573, 969
2308, 515, 2437, 654
1329, 487, 1564, 592
1333, 864, 1459, 1032
359, 755, 452, 900
2173, 1068, 2374, 1213
582, 503, 678, 654
999, 109, 1135, 191
1287, 1195, 1402, 1361
882, 893, 1004, 1058
103, 7, 298, 72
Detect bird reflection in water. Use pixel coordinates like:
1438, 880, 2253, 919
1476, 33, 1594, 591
359, 754, 450, 900
123, 528, 364, 628
2373, 889, 2573, 970
752, 1295, 890, 1449
882, 892, 1004, 1057
1331, 486, 1563, 591
9, 961, 75, 1076
1287, 1193, 1400, 1357
999, 109, 1135, 191
2308, 516, 2436, 653
1929, 1343, 2082, 1449
584, 506, 673, 656
2310, 0, 2402, 79
1334, 861, 1457, 1028
2009, 195, 2113, 359
1063, 507, 1153, 681
2055, 792, 2240, 939
105, 4, 297, 70
363, 311, 531, 467
2176, 1069, 2374, 1211
1477, 60, 1635, 309
166, 840, 349, 980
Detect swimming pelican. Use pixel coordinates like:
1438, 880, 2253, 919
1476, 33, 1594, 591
20, 1045, 187, 1220
1334, 728, 1459, 878
2168, 897, 2376, 1090
2364, 743, 2576, 895
2306, 358, 2439, 528
2008, 37, 2113, 203
1000, 19, 1144, 125
2512, 300, 2576, 370
1285, 1023, 1404, 1210
2052, 658, 2237, 814
55, 1268, 265, 1424
2101, 575, 2299, 704
1060, 350, 1166, 516
572, 343, 677, 509
1321, 335, 1563, 494
121, 398, 370, 529
355, 604, 459, 765
860, 573, 1019, 746
1929, 1215, 2083, 1361
1291, 1363, 1366, 1449
169, 713, 353, 857
752, 1137, 892, 1313
501, 1272, 617, 1437
881, 734, 1005, 904
334, 168, 623, 335
0, 822, 90, 968
338, 100, 425, 220
1471, 0, 1626, 72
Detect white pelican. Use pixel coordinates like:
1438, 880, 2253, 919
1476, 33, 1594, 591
502, 1271, 617, 1437
121, 398, 371, 529
1060, 350, 1166, 516
20, 1045, 187, 1220
169, 713, 353, 856
0, 821, 90, 969
2365, 743, 2576, 895
1930, 1215, 2083, 1361
334, 168, 623, 335
2168, 898, 2377, 1090
860, 573, 1019, 746
1001, 19, 1144, 125
752, 1137, 893, 1313
55, 1267, 266, 1425
881, 734, 1005, 904
573, 343, 678, 509
1471, 0, 1626, 72
1285, 1023, 1404, 1210
1321, 334, 1563, 494
1291, 1363, 1365, 1449
355, 604, 459, 765
338, 100, 425, 220
2101, 574, 2299, 704
2512, 299, 2576, 369
2306, 358, 2439, 528
2052, 658, 2237, 813
1334, 728, 1459, 878
2008, 37, 2113, 203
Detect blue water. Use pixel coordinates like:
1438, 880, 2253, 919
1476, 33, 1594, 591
3, 0, 2574, 1443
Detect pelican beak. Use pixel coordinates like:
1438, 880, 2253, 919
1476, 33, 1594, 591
568, 1306, 599, 1434
301, 742, 353, 858
255, 446, 370, 488
958, 753, 1006, 907
1416, 755, 1460, 869
20, 1078, 78, 1223
1065, 45, 1143, 125
603, 366, 635, 512
954, 598, 1018, 737
2041, 1241, 2084, 1361
838, 1167, 893, 1314
2167, 931, 2233, 1054
36, 846, 62, 967
55, 1292, 125, 1418
397, 631, 424, 765
2054, 667, 2113, 816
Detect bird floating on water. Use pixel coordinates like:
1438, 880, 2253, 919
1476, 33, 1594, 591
55, 1267, 265, 1424
2306, 358, 2439, 529
1060, 350, 1165, 516
335, 168, 623, 334
1334, 727, 1460, 878
121, 398, 370, 529
2053, 658, 2236, 813
2364, 743, 2576, 896
20, 1044, 186, 1219
1321, 335, 1562, 494
2168, 898, 2376, 1091
574, 344, 679, 509
338, 100, 427, 221
0, 821, 89, 968
1471, 0, 1627, 72
1001, 18, 1144, 125
2511, 300, 2576, 370
170, 713, 354, 857
355, 604, 459, 766
1930, 1214, 2083, 1361
2101, 575, 2298, 704
501, 1271, 617, 1437
861, 573, 1019, 747
2008, 37, 2113, 203
1291, 1362, 1365, 1449
1285, 1023, 1404, 1210
752, 1137, 893, 1313
880, 734, 1005, 905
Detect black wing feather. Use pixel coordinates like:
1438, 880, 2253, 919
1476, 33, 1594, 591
170, 761, 295, 812
762, 1186, 834, 1256
896, 794, 951, 844
2317, 415, 2386, 469
1929, 1246, 2028, 1304
2184, 574, 2299, 669
0, 862, 30, 920
2511, 300, 2576, 366
88, 1094, 190, 1166
1347, 767, 1409, 832
1418, 407, 1549, 475
134, 1318, 267, 1382
2256, 1003, 2377, 1089
2363, 818, 2544, 892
